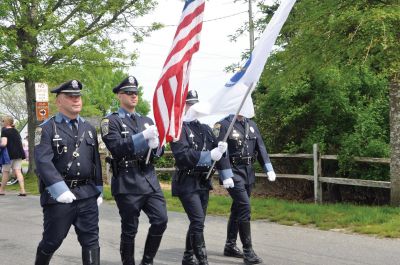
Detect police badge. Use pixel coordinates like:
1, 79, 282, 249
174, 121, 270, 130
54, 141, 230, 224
101, 119, 109, 136
213, 123, 221, 138
35, 127, 42, 146
71, 80, 79, 89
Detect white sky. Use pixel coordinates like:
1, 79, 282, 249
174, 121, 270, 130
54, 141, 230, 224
127, 0, 267, 120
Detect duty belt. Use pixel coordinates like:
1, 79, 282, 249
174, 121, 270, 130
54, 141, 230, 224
118, 160, 141, 168
64, 179, 90, 188
230, 156, 255, 166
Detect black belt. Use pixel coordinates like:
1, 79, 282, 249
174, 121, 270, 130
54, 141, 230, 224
64, 179, 90, 189
230, 156, 254, 165
118, 160, 141, 168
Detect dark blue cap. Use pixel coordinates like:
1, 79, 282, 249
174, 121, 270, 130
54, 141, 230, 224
186, 90, 199, 104
51, 80, 82, 96
113, 76, 139, 94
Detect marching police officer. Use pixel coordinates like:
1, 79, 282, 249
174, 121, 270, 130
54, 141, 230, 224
34, 80, 103, 265
170, 90, 231, 265
101, 76, 167, 265
214, 114, 276, 265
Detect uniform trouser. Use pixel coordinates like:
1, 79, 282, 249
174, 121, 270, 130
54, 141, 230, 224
37, 196, 99, 254
115, 191, 168, 243
227, 179, 252, 223
179, 190, 209, 234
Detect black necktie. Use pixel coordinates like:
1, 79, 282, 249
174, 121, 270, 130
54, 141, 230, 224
130, 114, 137, 129
70, 119, 78, 137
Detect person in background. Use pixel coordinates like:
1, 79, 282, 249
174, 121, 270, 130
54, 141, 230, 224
214, 114, 277, 265
0, 116, 26, 196
22, 135, 29, 161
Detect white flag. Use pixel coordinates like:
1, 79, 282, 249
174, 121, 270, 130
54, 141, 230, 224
187, 0, 297, 122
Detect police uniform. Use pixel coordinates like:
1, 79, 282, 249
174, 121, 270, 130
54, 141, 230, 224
171, 90, 233, 265
101, 76, 167, 265
214, 114, 275, 264
34, 80, 103, 265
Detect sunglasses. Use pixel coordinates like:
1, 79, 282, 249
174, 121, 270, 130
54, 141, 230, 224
120, 91, 138, 96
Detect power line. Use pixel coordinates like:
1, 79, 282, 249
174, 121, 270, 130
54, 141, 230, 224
134, 11, 248, 28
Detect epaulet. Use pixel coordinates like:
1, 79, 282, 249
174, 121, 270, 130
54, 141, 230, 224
136, 112, 142, 117
105, 112, 117, 118
39, 116, 54, 127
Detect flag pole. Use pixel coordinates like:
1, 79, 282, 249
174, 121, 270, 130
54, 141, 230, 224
205, 82, 255, 180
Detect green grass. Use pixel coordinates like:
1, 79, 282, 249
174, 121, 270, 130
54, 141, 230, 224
11, 175, 400, 238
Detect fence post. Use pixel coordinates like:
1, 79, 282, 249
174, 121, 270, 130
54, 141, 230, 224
313, 144, 322, 203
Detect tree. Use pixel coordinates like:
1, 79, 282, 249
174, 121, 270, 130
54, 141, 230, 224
0, 0, 159, 172
0, 83, 27, 124
249, 1, 398, 201
47, 66, 151, 117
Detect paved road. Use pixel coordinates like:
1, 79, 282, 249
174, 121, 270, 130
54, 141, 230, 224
1, 194, 400, 265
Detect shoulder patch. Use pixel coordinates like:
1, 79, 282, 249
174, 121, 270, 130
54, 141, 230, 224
213, 123, 221, 138
35, 127, 42, 146
101, 119, 109, 136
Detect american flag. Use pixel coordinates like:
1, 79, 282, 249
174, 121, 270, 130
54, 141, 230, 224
153, 0, 205, 146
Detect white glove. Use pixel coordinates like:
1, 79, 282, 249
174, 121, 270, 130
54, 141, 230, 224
267, 171, 276, 182
148, 137, 159, 149
142, 125, 158, 140
222, 178, 234, 189
97, 196, 103, 206
56, 190, 76, 203
217, 141, 228, 154
210, 148, 223, 161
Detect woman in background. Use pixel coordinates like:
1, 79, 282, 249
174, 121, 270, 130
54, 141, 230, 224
0, 116, 26, 196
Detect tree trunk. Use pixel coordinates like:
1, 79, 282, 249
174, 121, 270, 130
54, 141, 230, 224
390, 74, 400, 206
25, 79, 38, 174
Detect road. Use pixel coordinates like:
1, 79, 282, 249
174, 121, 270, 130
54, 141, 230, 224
1, 194, 399, 265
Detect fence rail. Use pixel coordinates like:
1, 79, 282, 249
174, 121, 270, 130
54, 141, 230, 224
155, 145, 390, 203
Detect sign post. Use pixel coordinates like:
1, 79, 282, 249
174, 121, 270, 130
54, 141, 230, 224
35, 83, 49, 122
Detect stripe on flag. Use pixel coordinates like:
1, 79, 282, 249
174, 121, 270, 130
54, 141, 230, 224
153, 0, 205, 146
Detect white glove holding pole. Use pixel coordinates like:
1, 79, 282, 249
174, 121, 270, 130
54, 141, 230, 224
56, 190, 76, 203
267, 171, 276, 182
210, 147, 223, 161
217, 141, 228, 154
148, 136, 159, 149
222, 178, 234, 189
142, 125, 158, 140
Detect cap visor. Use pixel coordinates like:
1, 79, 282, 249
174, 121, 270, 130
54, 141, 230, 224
120, 86, 138, 92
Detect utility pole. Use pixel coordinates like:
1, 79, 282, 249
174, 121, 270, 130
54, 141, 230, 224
248, 0, 255, 51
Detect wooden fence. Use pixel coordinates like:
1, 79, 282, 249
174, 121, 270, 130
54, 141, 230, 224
150, 144, 390, 204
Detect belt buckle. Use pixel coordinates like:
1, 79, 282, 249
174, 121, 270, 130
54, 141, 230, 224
70, 180, 78, 188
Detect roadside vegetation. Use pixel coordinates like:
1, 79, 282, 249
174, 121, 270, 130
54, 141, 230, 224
11, 174, 400, 238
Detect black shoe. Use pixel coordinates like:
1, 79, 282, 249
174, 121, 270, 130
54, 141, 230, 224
34, 248, 53, 265
190, 233, 208, 265
238, 221, 263, 265
140, 234, 163, 265
82, 247, 100, 265
224, 243, 243, 258
120, 240, 135, 265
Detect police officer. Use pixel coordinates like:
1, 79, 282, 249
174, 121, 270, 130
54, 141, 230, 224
170, 90, 231, 265
34, 80, 103, 265
101, 76, 167, 265
214, 114, 276, 265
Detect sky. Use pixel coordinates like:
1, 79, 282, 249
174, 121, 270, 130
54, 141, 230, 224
126, 0, 267, 121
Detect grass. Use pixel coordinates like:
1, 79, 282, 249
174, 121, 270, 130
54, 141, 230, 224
9, 174, 400, 238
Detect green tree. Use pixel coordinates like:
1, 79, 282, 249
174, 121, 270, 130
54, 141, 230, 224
0, 0, 159, 172
47, 67, 150, 117
250, 1, 398, 197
